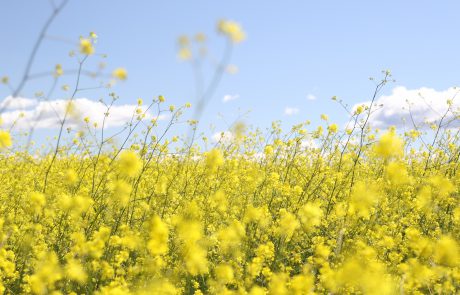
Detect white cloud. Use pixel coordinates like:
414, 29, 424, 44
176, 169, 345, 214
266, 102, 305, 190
353, 86, 460, 129
222, 94, 239, 103
0, 96, 162, 129
212, 131, 234, 144
306, 94, 317, 101
284, 107, 299, 116
301, 139, 319, 149
0, 96, 38, 110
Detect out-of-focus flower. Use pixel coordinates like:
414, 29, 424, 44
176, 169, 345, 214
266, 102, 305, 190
217, 19, 246, 43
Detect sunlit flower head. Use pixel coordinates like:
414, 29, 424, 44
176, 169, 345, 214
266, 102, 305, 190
79, 38, 94, 55
217, 19, 246, 43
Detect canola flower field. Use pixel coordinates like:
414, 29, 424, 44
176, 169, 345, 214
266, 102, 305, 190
0, 99, 459, 294
0, 12, 459, 295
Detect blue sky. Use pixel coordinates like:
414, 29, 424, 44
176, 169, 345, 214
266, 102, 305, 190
1, 0, 460, 140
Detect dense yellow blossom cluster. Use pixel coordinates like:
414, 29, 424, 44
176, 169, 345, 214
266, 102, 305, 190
0, 110, 459, 294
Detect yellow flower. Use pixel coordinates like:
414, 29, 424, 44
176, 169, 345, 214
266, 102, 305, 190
29, 251, 62, 294
328, 123, 338, 133
112, 67, 128, 80
434, 236, 459, 267
148, 216, 169, 256
276, 209, 299, 240
216, 220, 245, 254
299, 202, 323, 232
429, 175, 455, 198
385, 161, 410, 185
215, 264, 234, 284
264, 145, 274, 155
54, 64, 63, 76
65, 259, 87, 284
178, 47, 192, 60
232, 121, 246, 139
177, 35, 190, 47
79, 38, 94, 55
205, 149, 224, 171
0, 130, 12, 148
30, 191, 46, 213
349, 181, 379, 218
178, 224, 208, 275
269, 273, 289, 295
66, 101, 77, 116
118, 150, 142, 177
217, 20, 246, 43
374, 129, 404, 159
290, 271, 314, 295
111, 179, 131, 206
194, 33, 206, 43
63, 169, 78, 185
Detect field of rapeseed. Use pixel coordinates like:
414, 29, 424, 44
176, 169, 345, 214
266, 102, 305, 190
0, 91, 459, 294
1, 5, 460, 295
